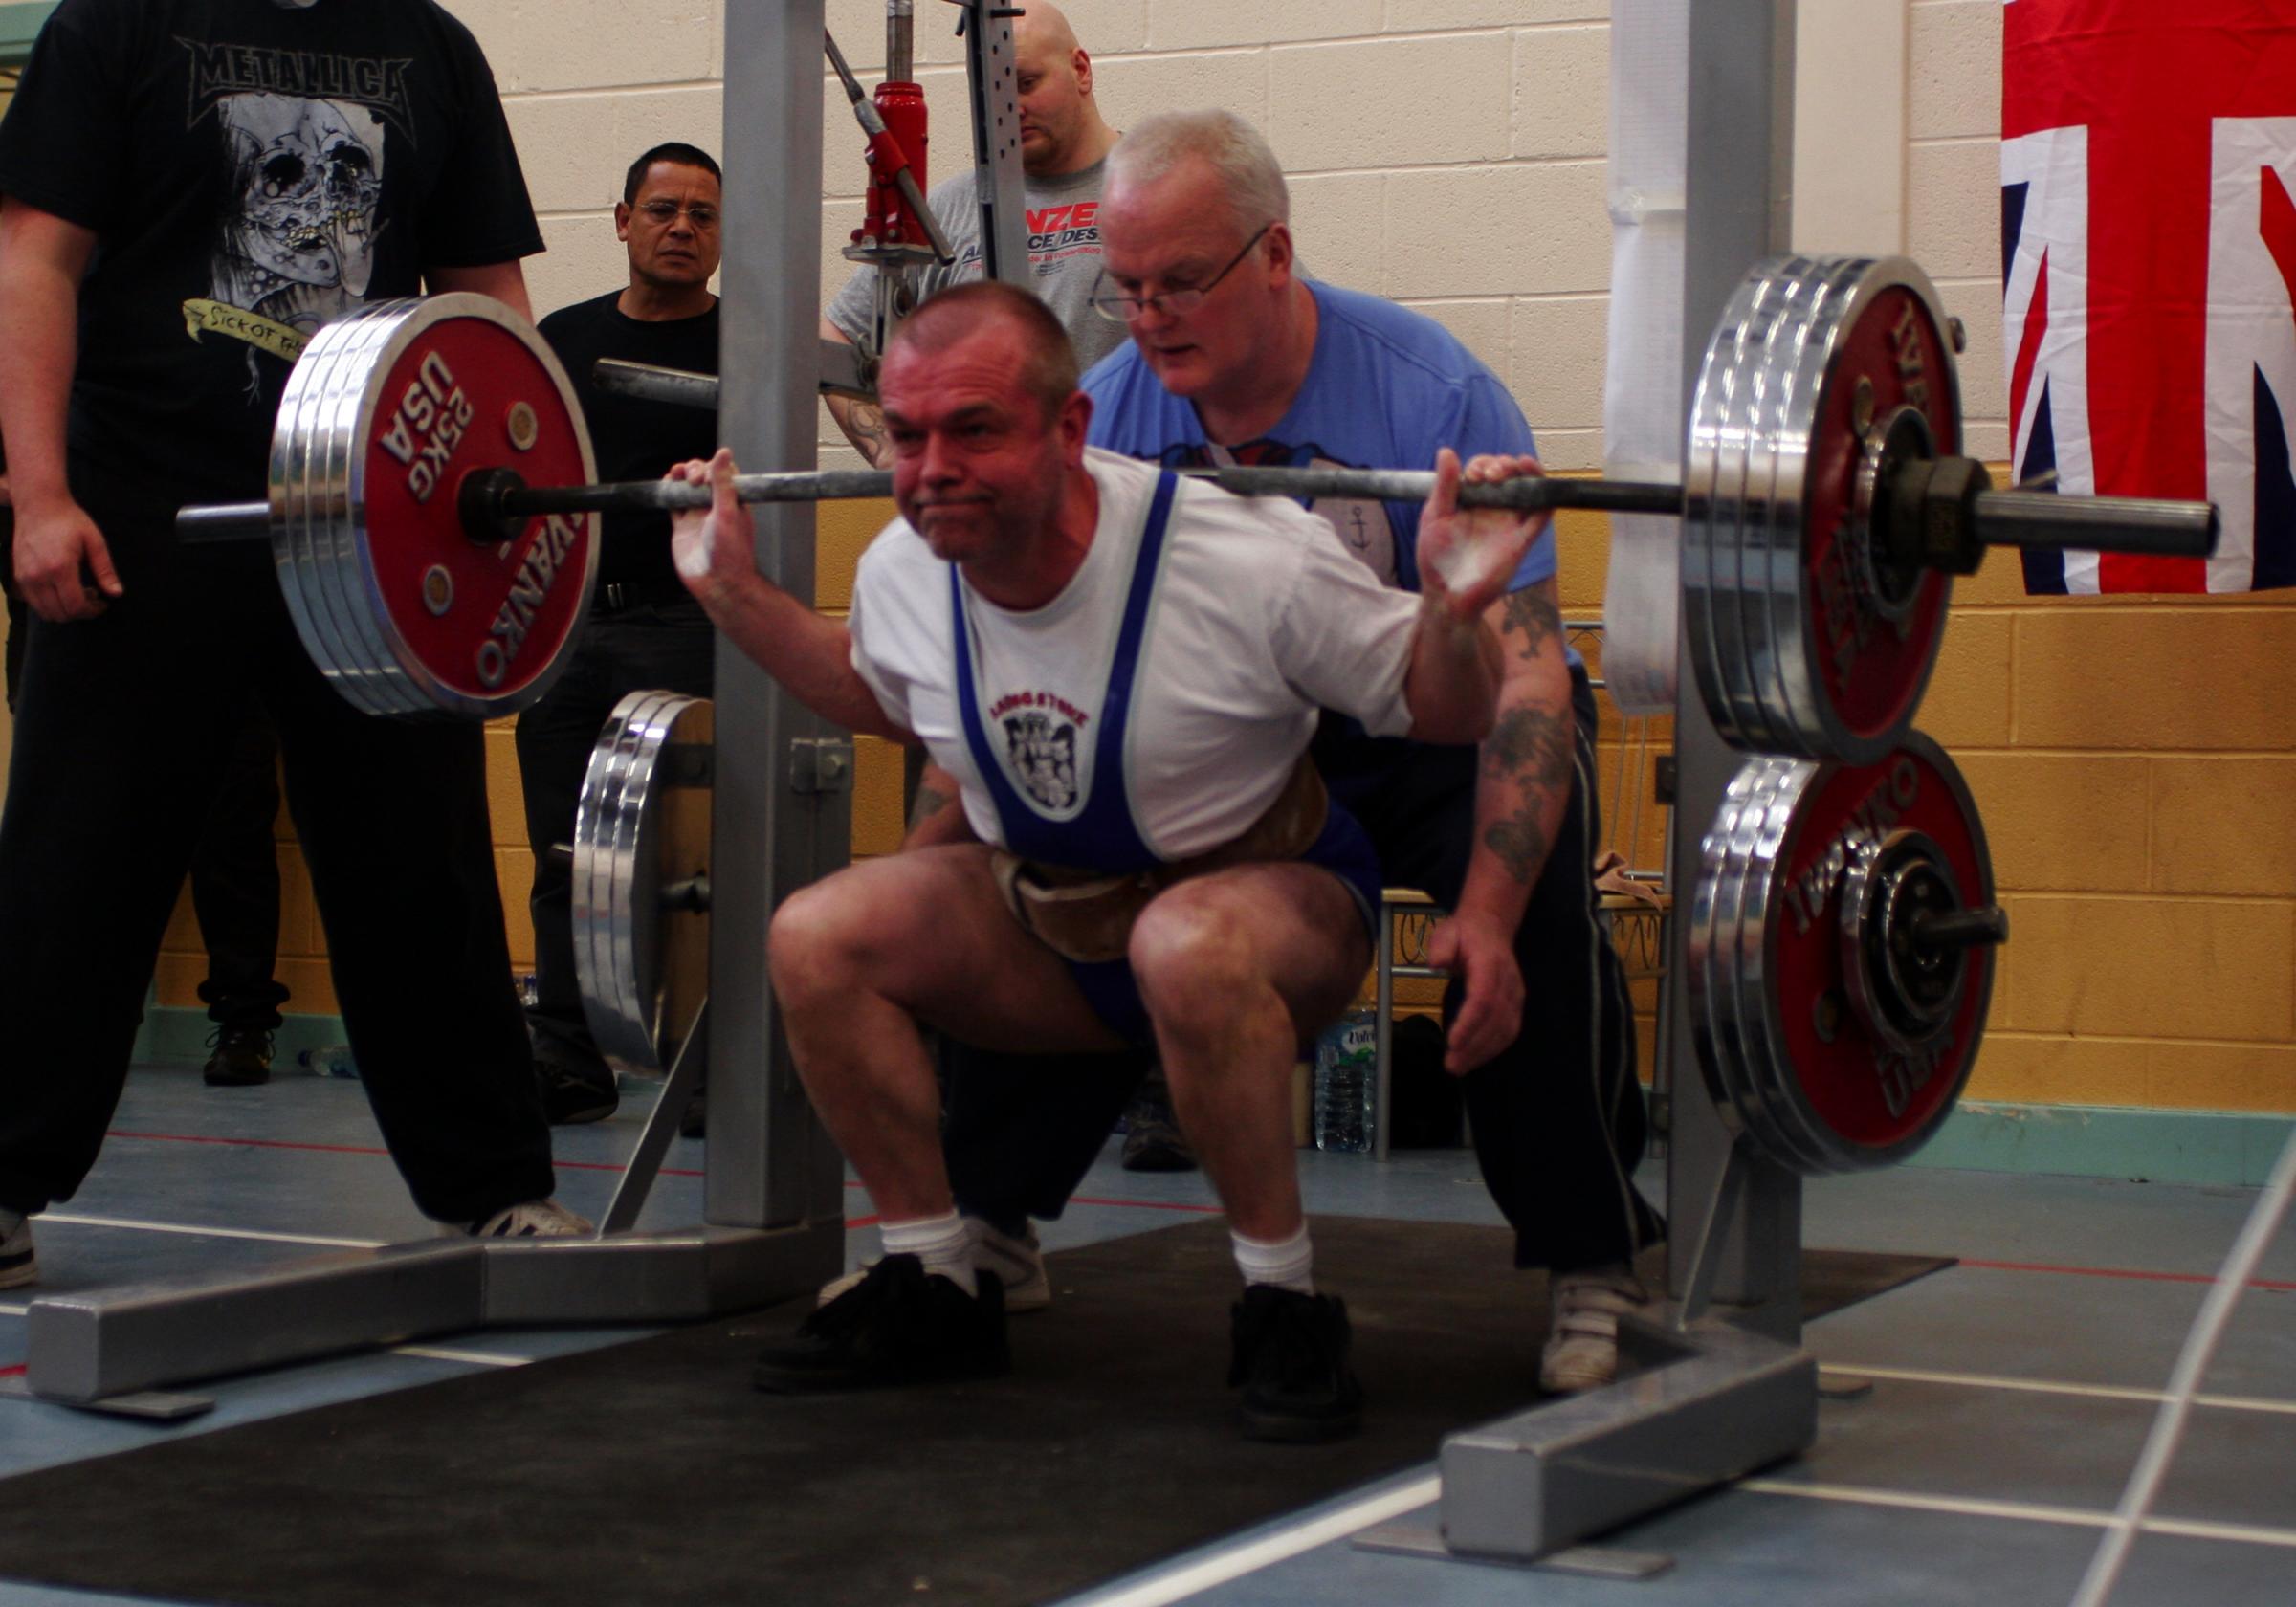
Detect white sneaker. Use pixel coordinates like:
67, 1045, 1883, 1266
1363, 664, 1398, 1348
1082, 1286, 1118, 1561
1539, 1263, 1645, 1393
817, 1218, 1051, 1312
0, 1207, 34, 1289
468, 1199, 595, 1238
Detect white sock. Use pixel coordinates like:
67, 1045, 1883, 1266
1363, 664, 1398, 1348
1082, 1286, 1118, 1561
880, 1211, 978, 1296
1231, 1222, 1314, 1294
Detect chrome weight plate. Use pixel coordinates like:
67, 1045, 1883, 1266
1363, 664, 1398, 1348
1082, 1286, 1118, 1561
1685, 256, 1963, 763
574, 692, 714, 1074
267, 295, 598, 717
1689, 733, 1998, 1174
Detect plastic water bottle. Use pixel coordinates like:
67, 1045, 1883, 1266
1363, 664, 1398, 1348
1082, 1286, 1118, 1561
298, 1044, 360, 1079
1312, 1010, 1378, 1155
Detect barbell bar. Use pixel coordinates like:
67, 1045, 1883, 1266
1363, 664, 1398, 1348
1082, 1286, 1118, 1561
178, 451, 2216, 559
163, 270, 2219, 730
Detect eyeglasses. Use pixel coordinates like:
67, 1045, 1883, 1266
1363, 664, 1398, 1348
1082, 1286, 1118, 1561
1089, 225, 1270, 323
634, 200, 720, 229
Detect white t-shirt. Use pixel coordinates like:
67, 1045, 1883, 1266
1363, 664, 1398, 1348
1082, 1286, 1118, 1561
848, 450, 1421, 860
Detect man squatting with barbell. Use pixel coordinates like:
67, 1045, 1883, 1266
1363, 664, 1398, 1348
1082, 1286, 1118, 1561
668, 278, 1547, 1441
0, 0, 590, 1294
908, 111, 1667, 1395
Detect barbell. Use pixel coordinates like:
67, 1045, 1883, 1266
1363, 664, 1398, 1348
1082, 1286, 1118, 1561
171, 262, 2216, 738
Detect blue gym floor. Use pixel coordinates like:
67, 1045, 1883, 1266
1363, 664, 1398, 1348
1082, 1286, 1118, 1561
2, 1064, 2290, 1607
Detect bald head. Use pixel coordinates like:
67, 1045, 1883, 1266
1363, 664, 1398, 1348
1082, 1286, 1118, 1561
1011, 2, 1115, 175
1015, 1, 1078, 56
887, 281, 1081, 424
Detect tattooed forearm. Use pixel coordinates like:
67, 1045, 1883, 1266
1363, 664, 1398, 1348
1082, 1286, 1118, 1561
1498, 586, 1561, 661
848, 404, 891, 466
1482, 805, 1554, 886
1482, 705, 1573, 790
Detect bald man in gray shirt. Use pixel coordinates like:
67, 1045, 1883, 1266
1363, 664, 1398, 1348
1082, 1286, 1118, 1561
823, 2, 1122, 464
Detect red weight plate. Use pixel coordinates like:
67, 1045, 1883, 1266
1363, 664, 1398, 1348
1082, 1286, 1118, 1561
352, 303, 596, 715
1756, 736, 1993, 1161
1798, 284, 1958, 755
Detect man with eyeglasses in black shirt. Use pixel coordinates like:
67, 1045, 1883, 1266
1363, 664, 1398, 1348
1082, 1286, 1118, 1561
516, 142, 724, 1127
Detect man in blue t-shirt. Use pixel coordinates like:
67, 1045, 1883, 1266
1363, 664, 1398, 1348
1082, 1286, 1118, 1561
932, 109, 1664, 1393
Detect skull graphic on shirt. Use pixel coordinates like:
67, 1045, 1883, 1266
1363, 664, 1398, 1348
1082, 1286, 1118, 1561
212, 93, 386, 333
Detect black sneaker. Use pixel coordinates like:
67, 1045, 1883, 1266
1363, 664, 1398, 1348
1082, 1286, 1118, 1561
1119, 1095, 1198, 1173
202, 1025, 274, 1087
752, 1254, 1008, 1393
537, 1048, 618, 1125
1228, 1284, 1364, 1442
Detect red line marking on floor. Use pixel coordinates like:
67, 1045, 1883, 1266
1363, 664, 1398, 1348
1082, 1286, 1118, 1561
0, 1365, 23, 1377
105, 1129, 704, 1178
1959, 1257, 2296, 1293
1070, 1194, 1225, 1216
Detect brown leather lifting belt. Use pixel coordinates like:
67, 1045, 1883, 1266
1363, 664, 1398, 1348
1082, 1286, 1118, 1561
990, 755, 1331, 964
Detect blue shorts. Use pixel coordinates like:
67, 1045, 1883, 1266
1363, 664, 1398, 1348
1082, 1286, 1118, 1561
1063, 802, 1383, 1046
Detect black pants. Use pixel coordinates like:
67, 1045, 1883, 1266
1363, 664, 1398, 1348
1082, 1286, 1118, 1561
944, 667, 1662, 1274
0, 501, 555, 1224
191, 702, 289, 1032
514, 598, 716, 1059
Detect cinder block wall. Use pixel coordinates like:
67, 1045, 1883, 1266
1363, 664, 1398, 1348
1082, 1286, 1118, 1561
140, 3, 2296, 1122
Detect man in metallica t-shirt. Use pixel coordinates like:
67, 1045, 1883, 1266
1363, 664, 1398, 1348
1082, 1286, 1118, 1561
0, 0, 585, 1291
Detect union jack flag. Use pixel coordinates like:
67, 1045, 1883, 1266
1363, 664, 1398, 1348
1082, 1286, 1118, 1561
2003, 0, 2296, 593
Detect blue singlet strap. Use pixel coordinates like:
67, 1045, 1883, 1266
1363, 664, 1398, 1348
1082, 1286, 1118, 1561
951, 470, 1180, 870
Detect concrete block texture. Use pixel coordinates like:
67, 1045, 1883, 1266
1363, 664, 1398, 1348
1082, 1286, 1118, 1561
1966, 1034, 2150, 1108
1912, 609, 2011, 747
2001, 895, 2292, 1043
528, 216, 627, 325
1384, 161, 1610, 298
1952, 752, 2148, 893
1269, 35, 1513, 172
1093, 49, 1269, 143
1395, 1, 1611, 26
508, 84, 723, 215
2149, 757, 2296, 899
850, 736, 909, 858
458, 0, 720, 95
1150, 0, 1384, 52
1289, 171, 1387, 294
1510, 293, 1609, 429
2013, 608, 2296, 751
1512, 24, 1608, 160
2144, 1042, 2296, 1113
1908, 0, 2001, 143
1905, 137, 1999, 282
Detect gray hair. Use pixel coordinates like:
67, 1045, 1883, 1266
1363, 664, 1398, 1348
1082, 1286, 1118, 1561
1106, 109, 1289, 239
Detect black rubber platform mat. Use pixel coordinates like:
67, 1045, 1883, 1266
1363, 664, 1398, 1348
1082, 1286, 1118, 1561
0, 1218, 1949, 1607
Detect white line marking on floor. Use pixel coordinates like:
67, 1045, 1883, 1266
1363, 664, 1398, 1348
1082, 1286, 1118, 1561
0, 1303, 25, 1317
40, 1212, 387, 1249
1738, 1479, 2296, 1550
1821, 1363, 2296, 1417
1056, 1474, 1441, 1607
391, 1345, 531, 1368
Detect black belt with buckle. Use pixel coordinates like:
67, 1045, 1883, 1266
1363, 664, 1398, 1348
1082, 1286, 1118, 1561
594, 578, 693, 614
